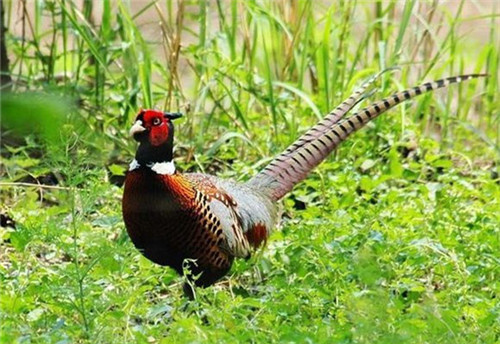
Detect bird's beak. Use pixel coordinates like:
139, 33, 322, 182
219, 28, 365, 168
129, 120, 146, 137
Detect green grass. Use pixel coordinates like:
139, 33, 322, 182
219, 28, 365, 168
1, 0, 499, 343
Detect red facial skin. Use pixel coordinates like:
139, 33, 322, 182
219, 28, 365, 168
141, 110, 170, 146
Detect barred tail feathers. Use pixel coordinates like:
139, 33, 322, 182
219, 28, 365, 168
279, 68, 396, 157
250, 74, 486, 201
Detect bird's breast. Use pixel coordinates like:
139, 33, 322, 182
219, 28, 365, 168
122, 171, 193, 265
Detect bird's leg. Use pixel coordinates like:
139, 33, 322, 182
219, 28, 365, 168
182, 281, 195, 300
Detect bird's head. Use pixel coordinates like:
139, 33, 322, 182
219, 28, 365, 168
130, 109, 183, 165
130, 109, 182, 145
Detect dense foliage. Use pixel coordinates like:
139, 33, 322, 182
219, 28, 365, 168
1, 1, 499, 343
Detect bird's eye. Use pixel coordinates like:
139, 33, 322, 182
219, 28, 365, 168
152, 118, 161, 126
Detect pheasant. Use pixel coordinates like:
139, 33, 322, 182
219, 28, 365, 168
122, 72, 484, 295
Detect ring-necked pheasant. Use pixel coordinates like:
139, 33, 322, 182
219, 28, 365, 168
122, 72, 485, 294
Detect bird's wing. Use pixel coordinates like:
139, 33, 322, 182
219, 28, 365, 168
186, 174, 251, 258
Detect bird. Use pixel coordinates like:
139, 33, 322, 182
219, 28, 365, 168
122, 72, 485, 296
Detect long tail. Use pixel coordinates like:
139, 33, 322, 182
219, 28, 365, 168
279, 68, 397, 157
249, 74, 486, 201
